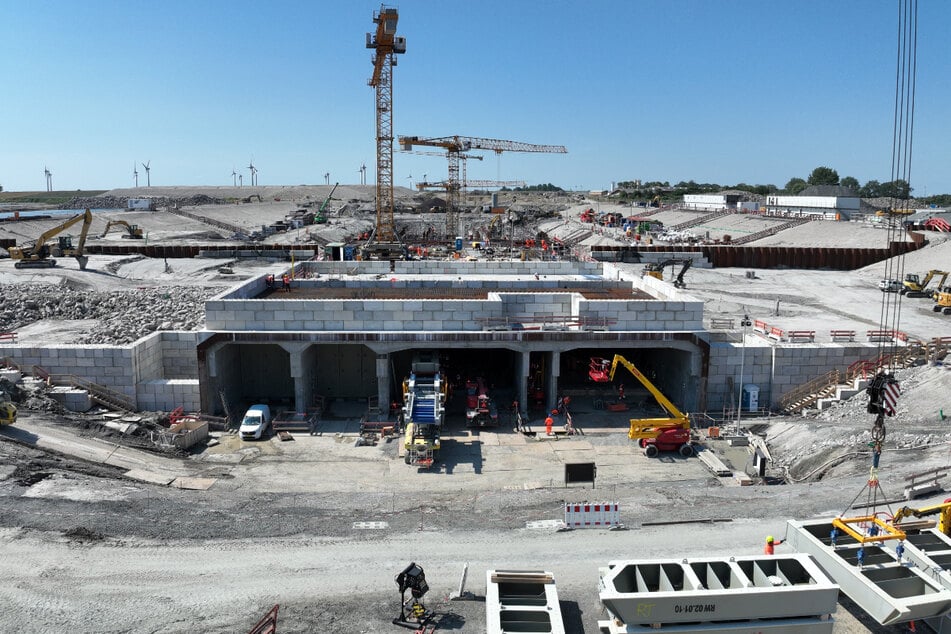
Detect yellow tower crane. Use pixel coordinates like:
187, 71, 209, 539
364, 5, 406, 259
398, 135, 567, 239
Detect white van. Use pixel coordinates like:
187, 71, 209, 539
239, 404, 272, 440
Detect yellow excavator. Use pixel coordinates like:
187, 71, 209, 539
643, 258, 692, 289
0, 400, 15, 426
100, 220, 144, 239
892, 499, 951, 534
8, 209, 93, 270
588, 354, 693, 457
933, 286, 951, 315
901, 269, 949, 298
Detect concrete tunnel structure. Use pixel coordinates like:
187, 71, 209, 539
0, 258, 895, 419
196, 260, 709, 418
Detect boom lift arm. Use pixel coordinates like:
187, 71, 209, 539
892, 500, 951, 534
589, 354, 693, 456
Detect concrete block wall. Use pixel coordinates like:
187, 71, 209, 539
136, 379, 201, 412
0, 344, 136, 398
160, 332, 205, 379
581, 300, 703, 330
706, 338, 883, 411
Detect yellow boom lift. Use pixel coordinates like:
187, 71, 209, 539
8, 209, 93, 270
588, 354, 693, 457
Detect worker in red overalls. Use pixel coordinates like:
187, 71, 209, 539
545, 413, 554, 436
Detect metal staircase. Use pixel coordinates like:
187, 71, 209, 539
33, 365, 136, 412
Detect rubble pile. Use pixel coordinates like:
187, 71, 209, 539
0, 283, 222, 344
63, 194, 225, 210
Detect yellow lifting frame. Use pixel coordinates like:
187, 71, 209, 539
833, 515, 906, 544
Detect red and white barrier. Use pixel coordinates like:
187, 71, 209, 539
564, 502, 621, 528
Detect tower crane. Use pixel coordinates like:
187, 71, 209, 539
398, 135, 567, 238
400, 150, 483, 200
416, 180, 526, 191
365, 5, 406, 259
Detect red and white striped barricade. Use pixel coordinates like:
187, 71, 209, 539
564, 502, 621, 528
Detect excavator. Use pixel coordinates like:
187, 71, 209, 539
314, 182, 338, 224
0, 399, 15, 426
588, 354, 693, 457
891, 499, 951, 534
100, 220, 144, 239
901, 269, 949, 298
933, 286, 951, 315
643, 258, 692, 289
8, 208, 93, 270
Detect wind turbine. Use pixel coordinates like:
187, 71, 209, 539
324, 172, 330, 186
359, 163, 366, 186
133, 163, 139, 187
239, 174, 243, 187
231, 167, 238, 187
44, 166, 52, 192
142, 161, 151, 187
248, 160, 257, 186
407, 174, 413, 190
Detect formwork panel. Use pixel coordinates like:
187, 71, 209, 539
786, 518, 951, 625
486, 570, 565, 634
598, 555, 837, 627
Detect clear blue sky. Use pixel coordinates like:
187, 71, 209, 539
2, 1, 948, 195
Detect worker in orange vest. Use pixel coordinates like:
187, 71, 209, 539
545, 413, 554, 436
764, 535, 785, 555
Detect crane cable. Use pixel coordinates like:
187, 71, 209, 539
860, 1, 917, 520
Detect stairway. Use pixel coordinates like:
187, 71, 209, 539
32, 365, 136, 412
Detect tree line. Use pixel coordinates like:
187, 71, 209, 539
615, 166, 928, 203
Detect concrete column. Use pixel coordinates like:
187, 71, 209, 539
516, 351, 530, 413
280, 343, 309, 413
547, 351, 561, 413
376, 353, 391, 417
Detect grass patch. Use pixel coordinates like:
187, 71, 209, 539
0, 190, 107, 205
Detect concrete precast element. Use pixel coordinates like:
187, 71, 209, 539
597, 554, 838, 627
485, 569, 565, 634
597, 616, 834, 634
786, 518, 951, 625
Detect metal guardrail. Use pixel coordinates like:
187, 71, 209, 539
778, 369, 839, 413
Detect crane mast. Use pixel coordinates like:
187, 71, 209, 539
399, 135, 567, 238
365, 5, 406, 258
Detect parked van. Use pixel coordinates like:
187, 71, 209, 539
239, 404, 272, 440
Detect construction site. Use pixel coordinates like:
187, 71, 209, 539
3, 4, 951, 634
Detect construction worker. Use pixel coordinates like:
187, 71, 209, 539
856, 546, 865, 568
545, 413, 554, 436
617, 383, 625, 401
282, 273, 291, 292
895, 541, 905, 564
265, 274, 275, 289
829, 527, 838, 549
764, 535, 784, 555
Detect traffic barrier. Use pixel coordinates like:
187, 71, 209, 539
830, 329, 856, 342
0, 332, 16, 344
786, 330, 815, 343
867, 330, 895, 342
564, 502, 620, 528
767, 326, 785, 342
753, 320, 769, 335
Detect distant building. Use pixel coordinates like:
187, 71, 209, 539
682, 193, 743, 211
765, 186, 859, 220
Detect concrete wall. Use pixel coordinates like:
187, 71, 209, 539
137, 379, 201, 412
705, 336, 882, 411
0, 344, 136, 398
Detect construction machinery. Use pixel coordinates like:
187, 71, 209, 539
314, 182, 338, 224
8, 208, 93, 270
363, 5, 407, 260
402, 352, 446, 467
588, 354, 693, 457
643, 258, 692, 289
901, 269, 948, 298
0, 400, 15, 426
891, 499, 951, 534
464, 377, 499, 427
100, 220, 144, 239
398, 135, 567, 239
933, 286, 951, 315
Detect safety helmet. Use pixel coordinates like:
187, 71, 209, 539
552, 409, 559, 415
766, 536, 774, 543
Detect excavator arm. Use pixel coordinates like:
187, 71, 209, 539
9, 208, 92, 270
892, 500, 951, 534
